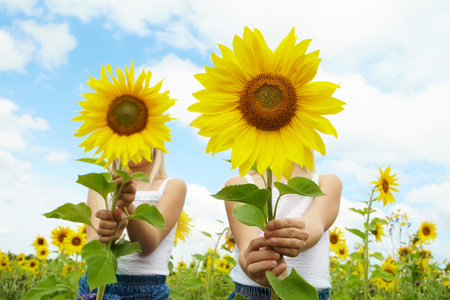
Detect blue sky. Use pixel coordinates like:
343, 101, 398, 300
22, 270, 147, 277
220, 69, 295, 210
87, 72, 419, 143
1, 0, 450, 265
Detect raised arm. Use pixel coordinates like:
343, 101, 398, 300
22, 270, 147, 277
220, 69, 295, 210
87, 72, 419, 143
125, 178, 187, 256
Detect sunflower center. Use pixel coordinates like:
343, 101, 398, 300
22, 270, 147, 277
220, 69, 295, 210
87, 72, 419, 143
38, 238, 44, 245
422, 227, 430, 236
58, 233, 66, 243
30, 262, 36, 268
382, 179, 389, 193
72, 237, 81, 246
339, 248, 345, 255
330, 234, 338, 244
107, 95, 148, 136
239, 73, 297, 131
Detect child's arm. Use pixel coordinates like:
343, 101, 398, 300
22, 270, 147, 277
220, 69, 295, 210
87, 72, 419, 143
263, 174, 342, 256
125, 178, 187, 256
224, 176, 287, 287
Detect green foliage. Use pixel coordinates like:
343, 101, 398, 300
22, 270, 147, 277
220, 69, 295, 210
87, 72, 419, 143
114, 170, 150, 184
274, 176, 325, 197
110, 237, 142, 259
128, 203, 166, 230
267, 268, 319, 300
43, 202, 94, 229
81, 240, 118, 289
232, 204, 266, 231
212, 184, 270, 212
24, 275, 71, 300
76, 172, 117, 200
76, 158, 107, 168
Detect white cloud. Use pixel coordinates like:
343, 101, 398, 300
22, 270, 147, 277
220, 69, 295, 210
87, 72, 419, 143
0, 0, 42, 16
44, 150, 71, 164
142, 54, 204, 126
18, 20, 77, 70
0, 98, 49, 151
0, 29, 35, 72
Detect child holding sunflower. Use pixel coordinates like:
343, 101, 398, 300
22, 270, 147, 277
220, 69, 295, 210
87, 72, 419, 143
224, 162, 342, 300
77, 149, 187, 300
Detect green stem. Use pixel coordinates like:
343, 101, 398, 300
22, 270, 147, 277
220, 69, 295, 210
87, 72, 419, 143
273, 194, 282, 220
265, 168, 279, 300
363, 187, 376, 300
205, 227, 228, 299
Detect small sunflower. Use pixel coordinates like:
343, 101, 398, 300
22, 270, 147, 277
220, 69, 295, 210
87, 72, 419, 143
418, 221, 437, 244
51, 226, 71, 252
370, 222, 386, 243
14, 253, 26, 265
374, 255, 397, 291
397, 246, 411, 260
77, 224, 87, 235
36, 246, 50, 260
371, 167, 399, 206
73, 62, 175, 170
174, 210, 193, 246
32, 234, 48, 248
223, 235, 236, 251
63, 230, 87, 255
62, 264, 75, 277
177, 261, 186, 271
329, 227, 345, 252
188, 27, 345, 179
27, 258, 40, 272
336, 243, 349, 260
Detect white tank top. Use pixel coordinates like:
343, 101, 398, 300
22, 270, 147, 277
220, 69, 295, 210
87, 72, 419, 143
116, 178, 176, 275
229, 174, 331, 291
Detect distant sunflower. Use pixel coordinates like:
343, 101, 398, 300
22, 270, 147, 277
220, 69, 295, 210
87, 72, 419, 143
63, 230, 87, 255
32, 235, 48, 248
77, 224, 87, 235
374, 255, 397, 291
14, 253, 26, 265
371, 167, 399, 206
62, 264, 75, 277
329, 227, 345, 253
418, 221, 437, 244
27, 258, 40, 272
188, 27, 345, 179
397, 246, 411, 260
51, 226, 70, 252
371, 222, 386, 243
177, 261, 186, 271
36, 246, 50, 260
174, 210, 193, 246
223, 235, 236, 251
73, 62, 175, 170
336, 243, 349, 260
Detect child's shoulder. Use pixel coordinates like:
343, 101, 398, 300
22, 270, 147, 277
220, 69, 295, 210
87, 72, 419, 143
166, 178, 187, 190
224, 175, 248, 187
318, 174, 342, 189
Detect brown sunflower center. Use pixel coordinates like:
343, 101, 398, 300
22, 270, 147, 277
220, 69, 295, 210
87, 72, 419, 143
330, 234, 338, 244
72, 237, 81, 246
30, 262, 36, 268
107, 95, 148, 136
422, 226, 430, 236
37, 238, 45, 246
40, 250, 46, 255
239, 73, 297, 131
382, 179, 389, 193
58, 233, 66, 243
339, 248, 345, 255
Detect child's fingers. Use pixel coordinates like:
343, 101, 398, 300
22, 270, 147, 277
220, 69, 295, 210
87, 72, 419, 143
244, 237, 270, 257
95, 210, 113, 221
266, 218, 305, 231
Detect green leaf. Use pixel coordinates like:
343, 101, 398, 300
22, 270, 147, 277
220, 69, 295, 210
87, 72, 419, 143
24, 275, 71, 300
76, 173, 117, 200
43, 202, 93, 228
232, 295, 248, 300
370, 252, 385, 261
128, 203, 166, 230
372, 217, 389, 225
233, 204, 266, 231
346, 227, 366, 240
372, 269, 397, 282
349, 252, 363, 262
201, 231, 212, 238
212, 184, 270, 212
115, 170, 150, 184
274, 176, 325, 197
110, 237, 141, 258
266, 268, 319, 300
81, 240, 118, 289
76, 158, 106, 168
348, 207, 365, 216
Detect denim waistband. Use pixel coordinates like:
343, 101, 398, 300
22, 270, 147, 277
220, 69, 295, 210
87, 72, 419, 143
233, 282, 330, 300
114, 274, 166, 285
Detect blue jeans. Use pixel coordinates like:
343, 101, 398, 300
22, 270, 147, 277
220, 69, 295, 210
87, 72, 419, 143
77, 274, 170, 300
227, 282, 330, 300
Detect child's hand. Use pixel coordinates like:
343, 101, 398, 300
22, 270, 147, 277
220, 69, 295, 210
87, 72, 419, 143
113, 174, 137, 209
243, 236, 287, 287
263, 218, 309, 257
95, 209, 128, 243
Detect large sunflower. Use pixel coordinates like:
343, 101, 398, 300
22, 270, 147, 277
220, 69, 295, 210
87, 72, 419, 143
174, 210, 193, 247
63, 230, 87, 255
51, 226, 70, 252
73, 62, 175, 170
418, 221, 437, 244
371, 167, 399, 206
188, 27, 345, 179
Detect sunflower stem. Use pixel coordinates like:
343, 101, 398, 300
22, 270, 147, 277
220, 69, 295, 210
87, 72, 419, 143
265, 168, 279, 300
363, 187, 376, 300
